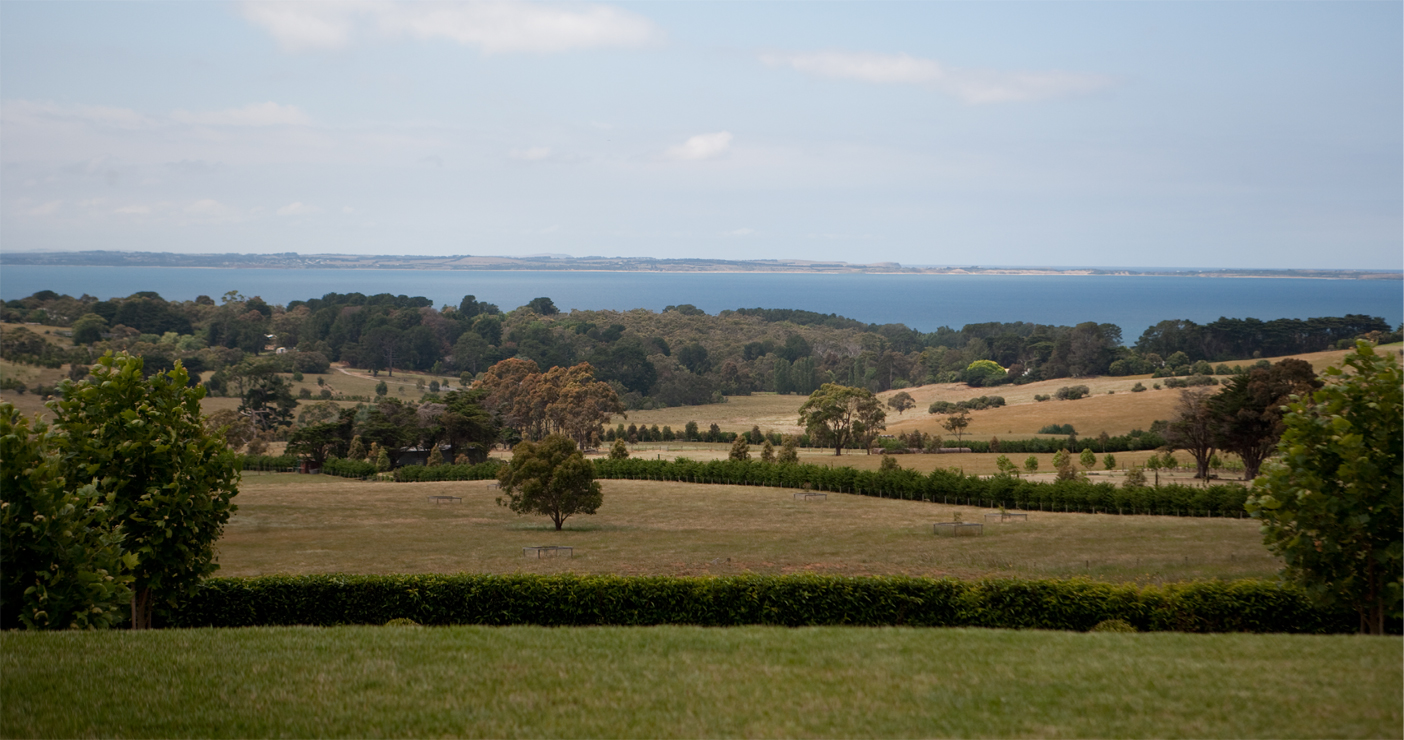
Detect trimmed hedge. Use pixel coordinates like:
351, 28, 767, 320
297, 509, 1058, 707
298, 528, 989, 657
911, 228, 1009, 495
241, 454, 297, 472
392, 460, 503, 482
165, 574, 1361, 634
322, 458, 377, 479
590, 459, 1250, 518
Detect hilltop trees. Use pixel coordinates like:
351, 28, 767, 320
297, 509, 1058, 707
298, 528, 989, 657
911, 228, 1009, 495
1248, 342, 1402, 635
886, 391, 915, 416
798, 384, 886, 456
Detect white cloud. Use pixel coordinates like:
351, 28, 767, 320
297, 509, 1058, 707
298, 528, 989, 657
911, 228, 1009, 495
113, 205, 151, 215
726, 227, 755, 237
2, 99, 153, 129
240, 1, 661, 55
184, 199, 242, 222
761, 51, 1112, 104
510, 146, 552, 161
239, 1, 360, 52
277, 201, 321, 216
665, 131, 732, 161
20, 200, 62, 217
171, 102, 312, 127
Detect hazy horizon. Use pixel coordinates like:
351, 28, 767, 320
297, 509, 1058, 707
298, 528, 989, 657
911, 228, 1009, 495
3, 2, 1400, 270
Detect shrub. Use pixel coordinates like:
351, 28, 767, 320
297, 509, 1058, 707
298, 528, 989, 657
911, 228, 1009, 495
1033, 394, 1051, 402
1037, 424, 1077, 435
1054, 385, 1090, 401
393, 460, 503, 482
1131, 382, 1147, 393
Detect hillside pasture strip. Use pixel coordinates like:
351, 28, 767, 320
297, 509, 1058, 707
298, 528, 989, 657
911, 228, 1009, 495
217, 477, 1279, 582
4, 627, 1398, 739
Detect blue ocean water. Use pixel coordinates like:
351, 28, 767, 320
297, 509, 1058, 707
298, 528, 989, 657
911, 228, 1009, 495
2, 265, 1400, 342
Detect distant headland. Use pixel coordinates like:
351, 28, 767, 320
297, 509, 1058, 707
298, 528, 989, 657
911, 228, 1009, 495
2, 251, 1399, 280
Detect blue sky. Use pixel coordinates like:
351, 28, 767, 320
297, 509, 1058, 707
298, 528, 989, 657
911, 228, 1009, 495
2, 1, 1400, 268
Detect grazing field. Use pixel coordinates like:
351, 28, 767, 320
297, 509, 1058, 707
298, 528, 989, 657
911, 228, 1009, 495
219, 475, 1277, 582
4, 626, 1399, 739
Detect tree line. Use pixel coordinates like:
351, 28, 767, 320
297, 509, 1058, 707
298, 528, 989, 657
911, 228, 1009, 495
3, 289, 1397, 411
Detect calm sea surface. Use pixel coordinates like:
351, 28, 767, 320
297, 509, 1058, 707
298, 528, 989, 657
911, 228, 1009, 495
2, 266, 1400, 341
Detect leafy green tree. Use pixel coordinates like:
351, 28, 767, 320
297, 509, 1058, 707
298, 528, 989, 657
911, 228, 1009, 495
886, 391, 915, 416
49, 352, 239, 629
964, 359, 1005, 387
995, 455, 1019, 477
684, 421, 699, 441
375, 446, 392, 472
346, 435, 367, 461
729, 435, 751, 461
1103, 453, 1116, 471
1079, 448, 1096, 470
496, 435, 602, 531
609, 438, 629, 460
375, 380, 389, 398
798, 384, 887, 456
1247, 342, 1402, 635
235, 366, 296, 430
1, 404, 136, 630
760, 439, 775, 463
427, 445, 444, 467
1023, 456, 1039, 475
70, 313, 109, 346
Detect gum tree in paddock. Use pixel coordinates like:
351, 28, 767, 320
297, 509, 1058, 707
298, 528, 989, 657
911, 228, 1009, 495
1248, 343, 1402, 635
798, 384, 886, 456
496, 435, 602, 531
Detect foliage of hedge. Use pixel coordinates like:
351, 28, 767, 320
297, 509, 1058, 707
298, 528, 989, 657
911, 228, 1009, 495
945, 432, 1166, 454
590, 459, 1249, 517
392, 460, 504, 482
322, 457, 377, 479
241, 454, 297, 471
165, 574, 1363, 633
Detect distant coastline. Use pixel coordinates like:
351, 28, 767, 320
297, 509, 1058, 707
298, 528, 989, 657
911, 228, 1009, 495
2, 251, 1399, 280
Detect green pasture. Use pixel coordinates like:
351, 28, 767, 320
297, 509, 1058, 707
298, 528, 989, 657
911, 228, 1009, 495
4, 626, 1398, 738
220, 475, 1279, 582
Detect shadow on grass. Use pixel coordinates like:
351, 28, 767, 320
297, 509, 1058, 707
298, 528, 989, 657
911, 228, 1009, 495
506, 521, 634, 532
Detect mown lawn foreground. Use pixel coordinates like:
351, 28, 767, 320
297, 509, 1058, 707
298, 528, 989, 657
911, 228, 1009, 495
3, 626, 1399, 738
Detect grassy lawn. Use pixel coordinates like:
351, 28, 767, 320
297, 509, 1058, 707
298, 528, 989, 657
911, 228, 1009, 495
4, 626, 1398, 738
219, 475, 1278, 582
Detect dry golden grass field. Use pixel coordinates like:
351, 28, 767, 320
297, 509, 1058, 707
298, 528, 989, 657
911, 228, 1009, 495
218, 473, 1278, 583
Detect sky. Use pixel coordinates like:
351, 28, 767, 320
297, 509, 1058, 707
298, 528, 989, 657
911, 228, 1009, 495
2, 1, 1400, 269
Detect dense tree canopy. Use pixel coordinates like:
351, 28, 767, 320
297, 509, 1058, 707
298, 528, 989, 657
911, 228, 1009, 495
49, 352, 240, 629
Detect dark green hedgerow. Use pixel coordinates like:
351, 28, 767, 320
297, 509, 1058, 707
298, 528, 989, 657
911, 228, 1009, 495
591, 459, 1249, 518
165, 575, 1360, 633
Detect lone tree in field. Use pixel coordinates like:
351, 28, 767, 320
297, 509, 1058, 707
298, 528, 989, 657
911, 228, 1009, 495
798, 384, 886, 456
886, 391, 915, 417
1247, 342, 1402, 635
941, 409, 971, 443
49, 352, 240, 629
497, 435, 602, 531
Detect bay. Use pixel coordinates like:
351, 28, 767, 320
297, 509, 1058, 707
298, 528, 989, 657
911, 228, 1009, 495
1, 265, 1399, 342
